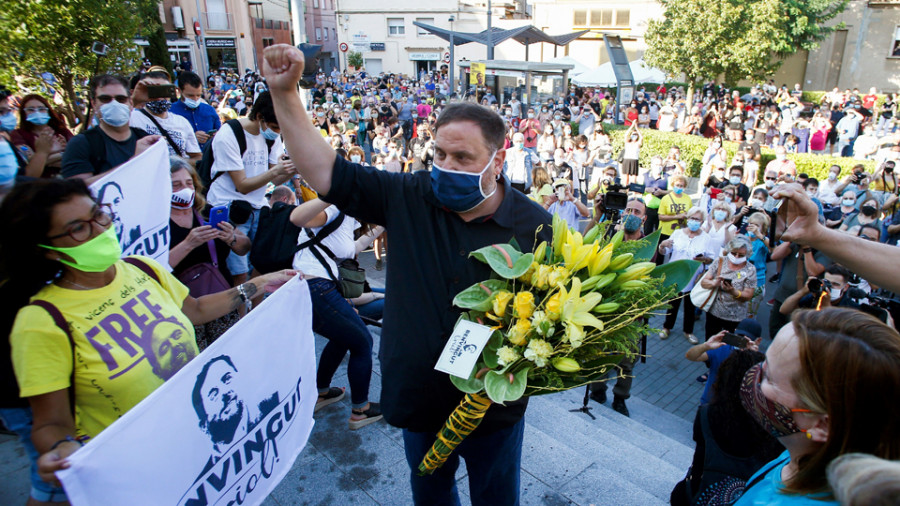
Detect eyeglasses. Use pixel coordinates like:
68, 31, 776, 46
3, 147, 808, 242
46, 204, 114, 243
95, 95, 129, 104
764, 176, 777, 181
24, 107, 49, 114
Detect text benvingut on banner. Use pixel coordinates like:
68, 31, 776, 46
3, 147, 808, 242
57, 277, 317, 506
90, 139, 172, 267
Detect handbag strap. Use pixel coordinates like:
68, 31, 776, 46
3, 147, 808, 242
701, 257, 724, 308
29, 299, 76, 416
193, 209, 219, 269
298, 213, 346, 287
139, 109, 186, 157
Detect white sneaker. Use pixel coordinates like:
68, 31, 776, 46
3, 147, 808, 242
685, 333, 699, 345
659, 329, 669, 340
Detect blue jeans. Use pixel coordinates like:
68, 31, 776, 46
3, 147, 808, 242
308, 278, 374, 408
357, 287, 385, 321
225, 206, 260, 276
0, 407, 68, 502
402, 419, 524, 506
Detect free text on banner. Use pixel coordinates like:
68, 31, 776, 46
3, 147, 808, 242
90, 139, 172, 266
57, 276, 317, 506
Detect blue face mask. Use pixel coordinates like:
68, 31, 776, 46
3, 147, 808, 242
99, 101, 131, 127
0, 112, 17, 131
714, 210, 727, 222
184, 97, 201, 109
0, 141, 18, 186
673, 187, 684, 195
261, 124, 280, 141
623, 214, 643, 233
430, 151, 497, 213
26, 111, 51, 126
687, 219, 701, 232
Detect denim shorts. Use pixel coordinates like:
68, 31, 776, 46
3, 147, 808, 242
0, 407, 68, 502
225, 205, 260, 276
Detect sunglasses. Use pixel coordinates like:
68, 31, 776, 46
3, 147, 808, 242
765, 176, 777, 181
96, 95, 129, 104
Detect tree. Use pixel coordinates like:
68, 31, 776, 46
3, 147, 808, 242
347, 51, 364, 70
0, 0, 164, 127
644, 0, 847, 103
140, 1, 174, 76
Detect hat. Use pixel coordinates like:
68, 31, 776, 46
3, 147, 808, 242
734, 318, 762, 340
552, 178, 570, 188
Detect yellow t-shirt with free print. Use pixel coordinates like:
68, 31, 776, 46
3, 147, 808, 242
11, 257, 196, 439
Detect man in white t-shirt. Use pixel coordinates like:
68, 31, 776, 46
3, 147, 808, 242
207, 91, 295, 284
129, 70, 201, 160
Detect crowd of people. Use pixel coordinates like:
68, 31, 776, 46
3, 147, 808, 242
0, 43, 899, 505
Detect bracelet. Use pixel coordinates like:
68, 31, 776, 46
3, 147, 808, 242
236, 283, 253, 312
229, 234, 237, 247
50, 435, 85, 451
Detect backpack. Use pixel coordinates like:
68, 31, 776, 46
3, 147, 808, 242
249, 201, 307, 274
196, 119, 275, 193
83, 126, 149, 175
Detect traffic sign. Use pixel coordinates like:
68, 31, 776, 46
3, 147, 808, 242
339, 42, 349, 53
443, 51, 451, 63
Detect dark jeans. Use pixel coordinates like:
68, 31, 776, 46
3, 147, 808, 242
402, 419, 525, 506
664, 293, 696, 333
511, 182, 527, 193
308, 277, 374, 408
704, 311, 739, 340
357, 287, 385, 321
590, 353, 635, 400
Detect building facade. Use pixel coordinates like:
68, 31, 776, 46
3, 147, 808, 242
248, 0, 295, 69
795, 0, 900, 92
307, 0, 340, 73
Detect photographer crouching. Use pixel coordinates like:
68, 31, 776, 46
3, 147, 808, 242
779, 264, 857, 315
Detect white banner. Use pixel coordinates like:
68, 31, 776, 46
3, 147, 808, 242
90, 139, 172, 265
57, 277, 317, 506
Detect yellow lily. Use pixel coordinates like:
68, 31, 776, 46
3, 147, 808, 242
588, 243, 614, 276
558, 277, 605, 332
561, 230, 598, 273
547, 265, 570, 289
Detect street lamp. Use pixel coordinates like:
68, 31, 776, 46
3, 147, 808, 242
248, 0, 263, 69
448, 15, 455, 97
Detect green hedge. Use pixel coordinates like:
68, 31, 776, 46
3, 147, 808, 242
602, 125, 875, 184
800, 91, 887, 111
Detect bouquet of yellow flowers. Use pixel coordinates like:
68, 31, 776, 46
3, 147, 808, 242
419, 214, 700, 475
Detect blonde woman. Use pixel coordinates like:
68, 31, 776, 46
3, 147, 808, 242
704, 200, 737, 255
746, 212, 771, 317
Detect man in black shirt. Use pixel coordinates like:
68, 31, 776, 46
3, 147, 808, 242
407, 124, 433, 172
264, 45, 551, 505
61, 74, 158, 182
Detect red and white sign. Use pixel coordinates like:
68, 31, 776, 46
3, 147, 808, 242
339, 42, 349, 52
443, 52, 451, 63
193, 21, 201, 36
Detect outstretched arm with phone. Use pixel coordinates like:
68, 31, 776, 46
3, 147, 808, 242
772, 183, 900, 293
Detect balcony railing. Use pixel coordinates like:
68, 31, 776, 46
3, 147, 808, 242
203, 11, 233, 31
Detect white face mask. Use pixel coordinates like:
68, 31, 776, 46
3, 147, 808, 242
828, 172, 838, 181
727, 253, 747, 265
350, 154, 362, 163
830, 287, 843, 301
749, 198, 763, 209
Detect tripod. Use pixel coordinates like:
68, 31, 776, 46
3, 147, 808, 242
569, 384, 596, 420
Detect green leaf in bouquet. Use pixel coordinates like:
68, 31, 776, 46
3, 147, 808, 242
450, 363, 486, 394
632, 229, 662, 262
484, 366, 530, 404
470, 244, 534, 279
453, 279, 509, 311
481, 330, 504, 369
650, 259, 701, 292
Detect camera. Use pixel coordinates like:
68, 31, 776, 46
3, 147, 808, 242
852, 172, 865, 184
146, 84, 178, 100
601, 182, 628, 211
807, 278, 831, 295
91, 41, 109, 56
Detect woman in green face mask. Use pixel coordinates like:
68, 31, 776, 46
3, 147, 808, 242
0, 179, 296, 488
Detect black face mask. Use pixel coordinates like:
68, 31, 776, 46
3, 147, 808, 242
861, 205, 877, 217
